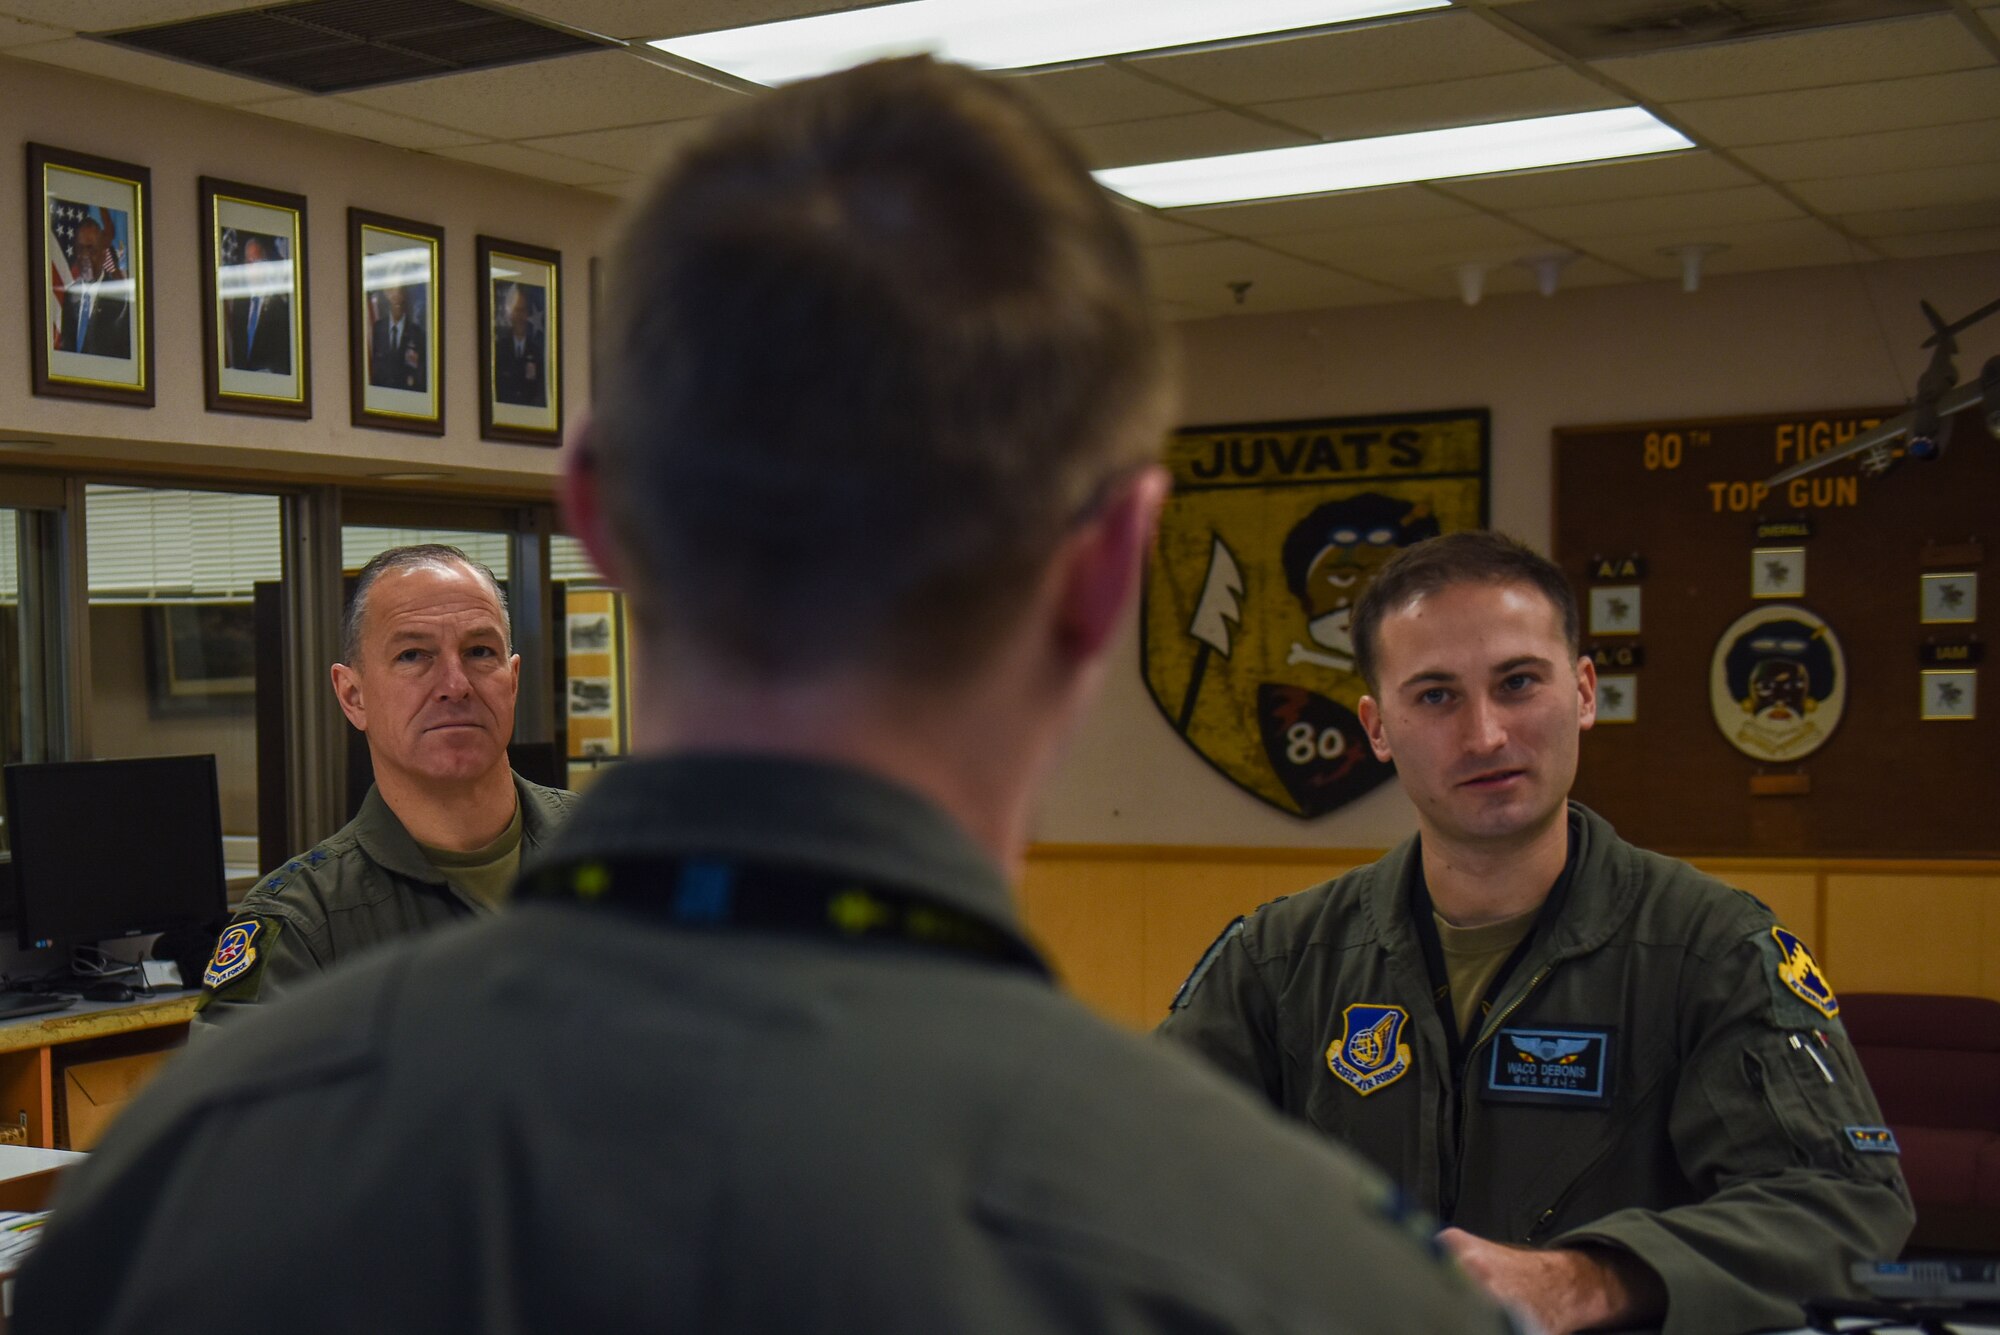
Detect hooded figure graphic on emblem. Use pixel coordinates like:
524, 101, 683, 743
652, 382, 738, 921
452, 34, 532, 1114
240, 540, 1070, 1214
1722, 617, 1839, 759
1282, 494, 1440, 670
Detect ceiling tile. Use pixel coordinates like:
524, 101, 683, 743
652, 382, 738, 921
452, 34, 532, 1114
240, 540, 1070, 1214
1510, 184, 1803, 240
1146, 238, 1411, 315
0, 16, 64, 47
1172, 184, 1476, 239
1115, 206, 1219, 247
0, 0, 263, 25
1839, 198, 2000, 236
1736, 120, 2000, 180
1133, 12, 1552, 104
521, 119, 710, 173
1006, 64, 1214, 129
7, 35, 281, 104
1788, 163, 2000, 215
1581, 218, 1874, 279
509, 0, 870, 42
244, 96, 484, 150
1666, 68, 2000, 147
430, 140, 627, 186
1436, 152, 1757, 209
1254, 64, 1622, 140
1073, 110, 1313, 169
1272, 213, 1548, 267
1873, 225, 2000, 258
1592, 14, 1990, 102
341, 49, 745, 139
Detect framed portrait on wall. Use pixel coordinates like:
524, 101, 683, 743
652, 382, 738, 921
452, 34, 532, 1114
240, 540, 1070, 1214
348, 208, 443, 434
200, 177, 309, 419
477, 235, 562, 445
27, 143, 154, 406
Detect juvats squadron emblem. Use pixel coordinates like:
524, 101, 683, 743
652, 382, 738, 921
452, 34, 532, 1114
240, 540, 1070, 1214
1142, 411, 1489, 817
1708, 604, 1846, 762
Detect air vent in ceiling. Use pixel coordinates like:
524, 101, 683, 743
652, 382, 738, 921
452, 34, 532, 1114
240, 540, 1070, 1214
1500, 0, 1947, 60
94, 0, 611, 95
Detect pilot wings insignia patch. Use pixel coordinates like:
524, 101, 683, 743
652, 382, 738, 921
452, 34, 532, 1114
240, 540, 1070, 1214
1327, 1003, 1413, 1096
1141, 411, 1488, 819
1513, 1036, 1592, 1064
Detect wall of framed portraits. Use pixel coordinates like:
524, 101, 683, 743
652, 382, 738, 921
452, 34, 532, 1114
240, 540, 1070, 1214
0, 56, 608, 488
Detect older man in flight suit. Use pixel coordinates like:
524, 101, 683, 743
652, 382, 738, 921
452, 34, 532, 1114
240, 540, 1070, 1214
196, 544, 575, 1024
1162, 530, 1912, 1335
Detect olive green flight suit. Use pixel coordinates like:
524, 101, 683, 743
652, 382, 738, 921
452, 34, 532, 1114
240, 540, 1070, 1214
195, 774, 577, 1026
1160, 803, 1913, 1335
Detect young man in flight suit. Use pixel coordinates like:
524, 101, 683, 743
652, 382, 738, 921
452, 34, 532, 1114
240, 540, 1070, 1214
1161, 531, 1912, 1335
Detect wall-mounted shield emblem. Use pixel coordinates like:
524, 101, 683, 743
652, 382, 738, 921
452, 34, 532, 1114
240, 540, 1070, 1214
1141, 410, 1489, 817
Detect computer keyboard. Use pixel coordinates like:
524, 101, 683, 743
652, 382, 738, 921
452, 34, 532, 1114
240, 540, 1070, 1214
0, 991, 77, 1021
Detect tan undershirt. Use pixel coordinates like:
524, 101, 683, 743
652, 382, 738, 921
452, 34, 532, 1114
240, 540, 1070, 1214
418, 802, 524, 910
1434, 907, 1538, 1041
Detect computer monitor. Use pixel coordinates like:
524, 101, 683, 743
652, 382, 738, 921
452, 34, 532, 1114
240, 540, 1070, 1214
5, 755, 228, 952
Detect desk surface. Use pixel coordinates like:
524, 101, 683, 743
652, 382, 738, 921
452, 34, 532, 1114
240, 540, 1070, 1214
0, 992, 199, 1057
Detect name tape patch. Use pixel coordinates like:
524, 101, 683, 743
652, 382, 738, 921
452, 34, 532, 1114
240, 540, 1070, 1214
1484, 1024, 1615, 1106
1844, 1125, 1901, 1154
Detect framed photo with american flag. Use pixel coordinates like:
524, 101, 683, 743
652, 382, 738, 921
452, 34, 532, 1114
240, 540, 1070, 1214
27, 143, 153, 406
348, 207, 444, 435
201, 177, 309, 420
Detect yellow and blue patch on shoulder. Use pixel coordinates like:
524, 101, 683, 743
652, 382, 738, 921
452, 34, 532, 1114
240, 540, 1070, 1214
1327, 1002, 1412, 1096
200, 917, 282, 1002
1771, 925, 1839, 1019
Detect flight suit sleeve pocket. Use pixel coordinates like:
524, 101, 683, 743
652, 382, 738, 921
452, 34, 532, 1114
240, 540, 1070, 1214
1733, 1035, 1902, 1185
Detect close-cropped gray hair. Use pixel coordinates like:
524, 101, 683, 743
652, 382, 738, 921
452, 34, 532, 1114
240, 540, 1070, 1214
340, 544, 510, 666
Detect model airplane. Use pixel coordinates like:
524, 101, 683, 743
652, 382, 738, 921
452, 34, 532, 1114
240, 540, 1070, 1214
1764, 295, 2000, 487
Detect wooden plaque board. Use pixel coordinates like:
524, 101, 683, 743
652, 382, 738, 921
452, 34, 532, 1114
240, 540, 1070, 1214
1554, 406, 1994, 857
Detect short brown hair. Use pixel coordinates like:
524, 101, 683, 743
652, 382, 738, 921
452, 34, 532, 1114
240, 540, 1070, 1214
341, 544, 509, 666
1350, 531, 1579, 692
590, 57, 1171, 682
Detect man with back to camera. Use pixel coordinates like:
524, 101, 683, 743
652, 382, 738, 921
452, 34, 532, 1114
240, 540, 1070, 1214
17, 59, 1516, 1335
1160, 530, 1914, 1335
194, 544, 576, 1027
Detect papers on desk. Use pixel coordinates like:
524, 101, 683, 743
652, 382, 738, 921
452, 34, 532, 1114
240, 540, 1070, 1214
0, 1212, 49, 1269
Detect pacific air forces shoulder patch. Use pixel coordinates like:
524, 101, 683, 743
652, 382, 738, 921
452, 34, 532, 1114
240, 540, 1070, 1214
1327, 1003, 1412, 1095
1770, 925, 1839, 1019
201, 918, 279, 1000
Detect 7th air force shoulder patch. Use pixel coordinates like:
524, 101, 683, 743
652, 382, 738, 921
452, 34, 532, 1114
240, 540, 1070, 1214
1327, 1003, 1412, 1096
201, 918, 279, 1001
1771, 925, 1839, 1019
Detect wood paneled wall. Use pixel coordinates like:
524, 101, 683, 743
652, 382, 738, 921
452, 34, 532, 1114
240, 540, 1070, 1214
1018, 845, 1997, 1030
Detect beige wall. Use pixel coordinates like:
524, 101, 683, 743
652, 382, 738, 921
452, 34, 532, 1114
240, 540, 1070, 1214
1035, 249, 2000, 849
86, 605, 257, 833
0, 56, 615, 489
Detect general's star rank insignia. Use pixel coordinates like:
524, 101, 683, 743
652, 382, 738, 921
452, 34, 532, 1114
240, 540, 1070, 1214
1327, 1003, 1412, 1096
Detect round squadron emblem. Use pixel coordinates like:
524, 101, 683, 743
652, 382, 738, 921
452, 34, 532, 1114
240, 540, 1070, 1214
1709, 604, 1845, 762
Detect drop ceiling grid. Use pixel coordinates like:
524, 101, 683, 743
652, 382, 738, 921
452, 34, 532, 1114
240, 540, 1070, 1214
0, 0, 1992, 309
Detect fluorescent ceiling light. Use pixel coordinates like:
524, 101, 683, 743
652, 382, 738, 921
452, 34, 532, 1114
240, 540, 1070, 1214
651, 0, 1447, 87
1094, 108, 1696, 209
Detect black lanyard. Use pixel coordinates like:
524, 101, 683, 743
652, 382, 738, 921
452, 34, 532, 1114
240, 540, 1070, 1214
1409, 811, 1580, 1070
520, 854, 1052, 981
